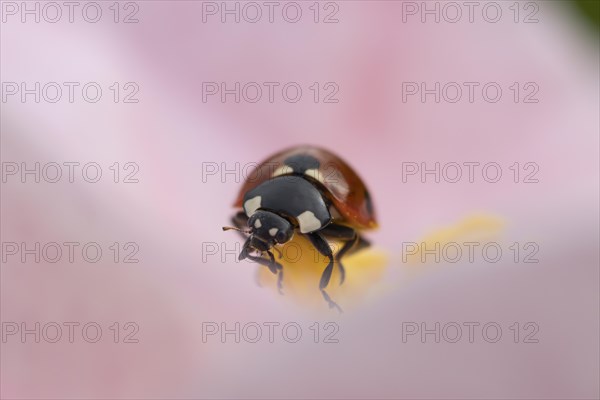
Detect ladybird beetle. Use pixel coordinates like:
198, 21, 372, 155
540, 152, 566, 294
223, 145, 377, 311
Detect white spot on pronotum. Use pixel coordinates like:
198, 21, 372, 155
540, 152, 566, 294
269, 228, 278, 237
273, 165, 294, 177
254, 219, 262, 229
244, 196, 261, 216
297, 211, 322, 233
304, 168, 324, 184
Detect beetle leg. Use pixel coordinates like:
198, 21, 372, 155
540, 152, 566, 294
238, 237, 252, 261
305, 232, 343, 313
319, 224, 370, 285
319, 223, 356, 240
335, 236, 358, 285
320, 224, 371, 253
245, 253, 278, 274
246, 252, 284, 295
266, 250, 284, 295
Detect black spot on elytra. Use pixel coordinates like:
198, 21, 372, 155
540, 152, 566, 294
284, 154, 320, 174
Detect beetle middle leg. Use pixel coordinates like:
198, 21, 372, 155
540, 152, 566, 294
319, 223, 370, 285
305, 231, 343, 313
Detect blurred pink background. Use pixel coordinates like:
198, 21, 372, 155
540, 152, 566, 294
1, 1, 598, 399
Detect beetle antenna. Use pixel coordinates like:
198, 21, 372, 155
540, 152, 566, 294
222, 226, 251, 234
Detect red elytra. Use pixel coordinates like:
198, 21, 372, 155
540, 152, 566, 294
234, 145, 377, 230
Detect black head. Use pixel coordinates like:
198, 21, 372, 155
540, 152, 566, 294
247, 210, 294, 248
223, 210, 294, 260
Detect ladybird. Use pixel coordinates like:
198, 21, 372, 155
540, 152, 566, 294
223, 145, 377, 311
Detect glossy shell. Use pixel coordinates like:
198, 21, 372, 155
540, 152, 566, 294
234, 145, 377, 230
243, 176, 332, 234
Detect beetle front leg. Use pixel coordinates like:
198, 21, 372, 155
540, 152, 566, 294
266, 250, 284, 294
319, 223, 366, 285
238, 237, 252, 261
245, 251, 284, 295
